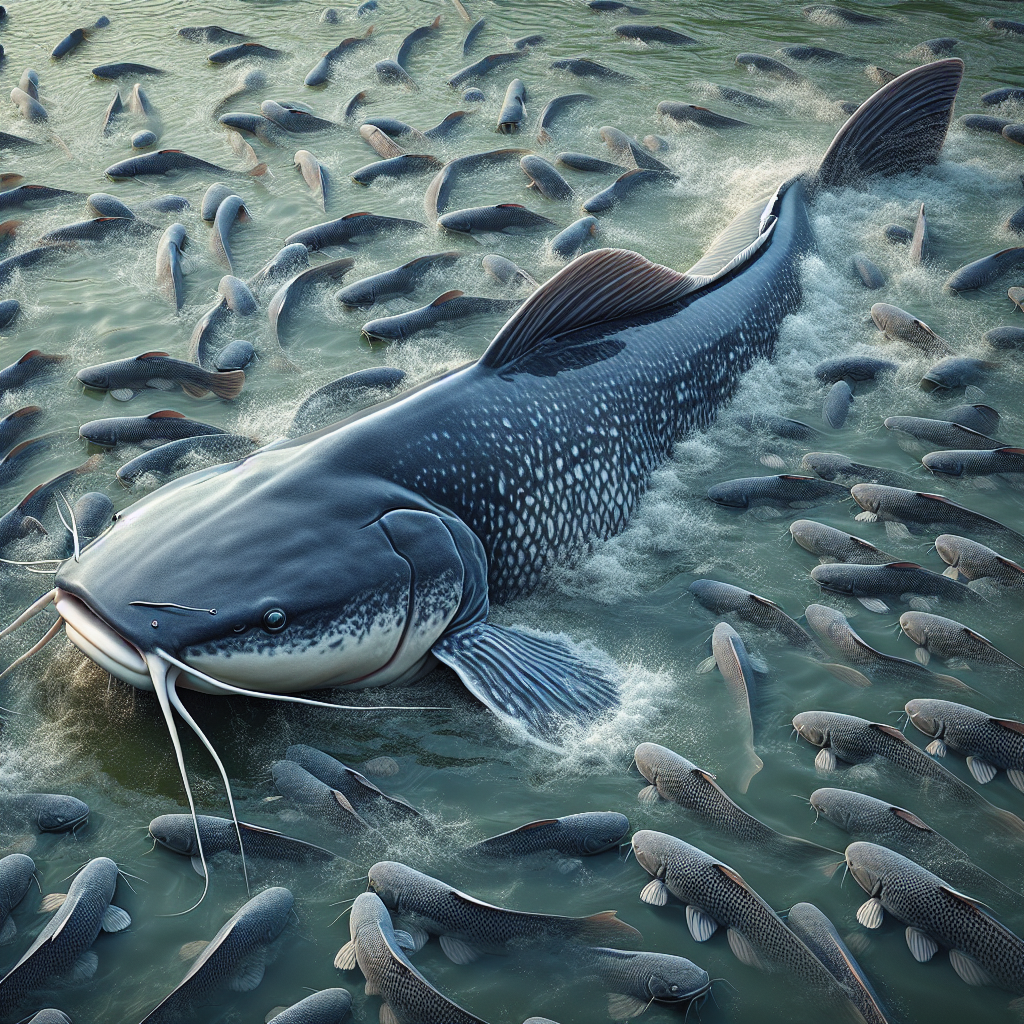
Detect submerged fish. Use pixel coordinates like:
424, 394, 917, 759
290, 368, 408, 434
789, 520, 896, 565
899, 610, 1023, 672
923, 447, 1024, 482
871, 302, 955, 356
707, 474, 849, 511
709, 622, 763, 791
810, 561, 974, 611
362, 291, 521, 342
337, 252, 460, 308
0, 793, 89, 833
76, 353, 244, 402
934, 534, 1024, 589
0, 854, 34, 945
116, 434, 258, 486
689, 579, 820, 652
466, 812, 628, 859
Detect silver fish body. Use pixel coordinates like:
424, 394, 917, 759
711, 622, 763, 790
934, 534, 1024, 589
155, 222, 187, 309
267, 988, 353, 1023
814, 356, 897, 384
520, 155, 574, 201
80, 411, 224, 448
899, 610, 1023, 672
707, 474, 849, 509
270, 760, 370, 831
336, 252, 460, 308
116, 434, 258, 486
810, 561, 974, 604
822, 379, 854, 426
362, 291, 521, 342
0, 854, 35, 946
290, 367, 407, 433
689, 579, 820, 651
801, 453, 909, 489
923, 447, 1024, 480
467, 811, 629, 857
582, 168, 673, 213
438, 204, 554, 234
76, 353, 244, 402
790, 520, 896, 564
498, 79, 526, 133
920, 356, 995, 393
550, 217, 599, 260
884, 415, 1001, 450
946, 247, 1024, 292
870, 302, 954, 356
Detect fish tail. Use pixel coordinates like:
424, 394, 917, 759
248, 162, 268, 177
200, 369, 245, 400
576, 909, 643, 945
992, 805, 1024, 837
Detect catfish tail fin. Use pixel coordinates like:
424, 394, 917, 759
813, 58, 963, 192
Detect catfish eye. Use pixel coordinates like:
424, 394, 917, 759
262, 608, 286, 633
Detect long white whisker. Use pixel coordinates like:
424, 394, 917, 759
24, 567, 59, 575
0, 589, 56, 640
0, 558, 64, 566
60, 492, 81, 562
0, 616, 64, 680
145, 654, 209, 915
154, 648, 450, 712
167, 685, 250, 899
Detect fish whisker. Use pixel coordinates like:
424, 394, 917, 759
56, 490, 80, 562
0, 589, 57, 639
0, 616, 64, 680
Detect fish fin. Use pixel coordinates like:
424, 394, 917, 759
109, 388, 136, 402
759, 453, 786, 468
926, 738, 947, 757
727, 928, 768, 970
179, 940, 209, 960
748, 506, 783, 520
823, 663, 872, 688
330, 789, 371, 828
815, 747, 838, 771
145, 377, 177, 391
905, 926, 938, 962
948, 948, 996, 987
228, 958, 265, 992
884, 522, 913, 543
685, 192, 779, 285
607, 994, 650, 1018
180, 380, 209, 398
967, 756, 997, 784
907, 597, 933, 613
334, 940, 357, 970
857, 597, 889, 613
266, 1008, 289, 1023
580, 909, 642, 944
478, 248, 694, 372
991, 717, 1024, 736
995, 555, 1024, 575
892, 807, 934, 831
190, 855, 207, 877
750, 655, 769, 675
66, 950, 98, 983
696, 655, 717, 673
379, 1006, 400, 1024
814, 59, 963, 190
361, 756, 400, 776
637, 784, 660, 805
640, 878, 669, 906
147, 409, 186, 419
439, 934, 481, 963
941, 565, 960, 579
872, 723, 906, 742
856, 897, 884, 928
392, 929, 417, 952
715, 863, 751, 889
964, 385, 985, 403
854, 510, 878, 522
40, 892, 67, 912
204, 369, 245, 400
365, 978, 381, 996
432, 622, 618, 747
101, 904, 131, 932
685, 905, 719, 942
1007, 769, 1024, 793
915, 647, 931, 664
18, 516, 45, 537
402, 923, 429, 951
0, 917, 16, 944
431, 289, 465, 305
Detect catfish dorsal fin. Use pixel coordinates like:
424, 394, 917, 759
892, 806, 933, 831
496, 203, 527, 209
814, 58, 963, 191
995, 555, 1024, 574
870, 722, 906, 741
714, 863, 750, 889
750, 594, 782, 609
147, 410, 186, 419
344, 212, 373, 220
432, 289, 464, 305
990, 717, 1024, 736
885, 561, 924, 569
514, 818, 559, 831
479, 248, 693, 371
18, 350, 42, 363
997, 447, 1024, 456
136, 351, 170, 359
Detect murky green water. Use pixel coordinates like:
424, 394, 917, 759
0, 1, 1023, 1021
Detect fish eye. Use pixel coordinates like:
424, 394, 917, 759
262, 608, 287, 633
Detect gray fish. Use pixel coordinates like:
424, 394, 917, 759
366, 861, 640, 960
852, 253, 884, 288
883, 223, 911, 243
946, 248, 1024, 292
550, 57, 632, 82
335, 892, 488, 1024
0, 406, 43, 455
780, 45, 854, 63
810, 561, 975, 611
396, 15, 441, 68
0, 854, 34, 945
789, 520, 896, 565
101, 91, 124, 135
79, 410, 225, 448
630, 830, 851, 1002
344, 90, 368, 120
583, 168, 673, 213
811, 787, 1023, 910
1007, 126, 1024, 146
291, 368, 407, 434
337, 252, 460, 308
851, 483, 1024, 552
537, 94, 595, 143
362, 291, 522, 342
803, 5, 885, 26
448, 52, 526, 88
959, 114, 1012, 133
351, 154, 443, 186
0, 437, 51, 487
188, 298, 231, 369
247, 243, 309, 297
201, 182, 235, 221
178, 25, 249, 44
899, 611, 1022, 673
375, 59, 416, 87
657, 102, 750, 129
38, 216, 155, 244
634, 742, 834, 859
884, 416, 1001, 451
359, 124, 408, 159
688, 579, 820, 652
106, 150, 266, 180
617, 23, 696, 44
285, 744, 422, 825
935, 534, 1024, 589
907, 698, 1024, 791
988, 19, 1024, 36
295, 150, 330, 209
709, 622, 763, 791
24, 1010, 71, 1024
116, 434, 258, 486
211, 68, 267, 116
786, 903, 890, 1024
213, 341, 254, 372
87, 193, 135, 219
521, 155, 574, 201
10, 88, 46, 123
0, 350, 66, 394
285, 212, 425, 251
588, 1, 648, 10
0, 857, 130, 1019
269, 258, 355, 353
210, 194, 249, 272
924, 447, 1024, 482
463, 87, 485, 102
140, 887, 293, 1023
571, 946, 710, 1019
92, 62, 166, 79
822, 380, 854, 427
209, 42, 284, 64
266, 989, 353, 1024
262, 100, 338, 133
219, 112, 288, 146
921, 356, 995, 393
737, 412, 819, 440
792, 711, 1024, 835
463, 17, 486, 56
910, 38, 958, 59
439, 204, 554, 234
554, 152, 625, 174
52, 19, 107, 59
700, 83, 776, 110
498, 79, 527, 134
735, 52, 802, 82
910, 203, 928, 263
128, 83, 155, 118
550, 217, 599, 260
77, 353, 244, 402
870, 302, 955, 356
466, 812, 628, 859
155, 222, 187, 310
481, 254, 538, 288
72, 492, 113, 541
707, 474, 849, 511
271, 760, 370, 831
800, 453, 910, 489
845, 841, 1024, 993
0, 132, 39, 151
804, 603, 968, 689
1006, 206, 1024, 235
0, 185, 80, 214
424, 111, 472, 142
149, 813, 335, 871
305, 28, 374, 87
